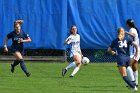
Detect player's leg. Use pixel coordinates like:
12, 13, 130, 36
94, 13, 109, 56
132, 61, 138, 86
14, 51, 30, 77
126, 57, 135, 82
20, 60, 31, 77
62, 52, 77, 77
118, 66, 137, 91
11, 51, 22, 73
70, 53, 82, 77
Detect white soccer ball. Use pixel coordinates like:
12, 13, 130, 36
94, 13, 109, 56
82, 57, 90, 64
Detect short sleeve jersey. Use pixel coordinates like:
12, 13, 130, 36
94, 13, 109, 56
65, 34, 81, 52
110, 38, 132, 56
129, 28, 139, 55
7, 30, 30, 47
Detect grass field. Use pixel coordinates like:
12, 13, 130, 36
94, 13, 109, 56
0, 62, 139, 93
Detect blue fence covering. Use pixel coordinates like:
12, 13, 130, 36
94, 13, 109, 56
0, 0, 140, 49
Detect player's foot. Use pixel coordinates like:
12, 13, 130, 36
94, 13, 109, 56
11, 64, 14, 73
69, 75, 74, 78
62, 68, 67, 77
136, 85, 138, 87
26, 72, 31, 77
132, 86, 138, 92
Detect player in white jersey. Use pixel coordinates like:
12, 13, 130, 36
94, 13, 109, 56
62, 25, 82, 77
125, 19, 139, 87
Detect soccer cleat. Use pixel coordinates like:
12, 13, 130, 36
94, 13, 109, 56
26, 72, 31, 77
11, 64, 14, 73
62, 68, 67, 77
132, 86, 138, 92
69, 75, 74, 78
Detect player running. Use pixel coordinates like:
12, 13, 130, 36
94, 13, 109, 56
4, 20, 31, 77
107, 28, 138, 91
62, 25, 82, 77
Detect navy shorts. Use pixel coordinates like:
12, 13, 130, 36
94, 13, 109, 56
11, 46, 24, 55
116, 55, 130, 67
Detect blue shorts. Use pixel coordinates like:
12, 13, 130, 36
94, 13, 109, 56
11, 46, 24, 55
116, 55, 130, 67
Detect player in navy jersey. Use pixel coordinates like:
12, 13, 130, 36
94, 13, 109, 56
107, 28, 138, 91
3, 20, 32, 77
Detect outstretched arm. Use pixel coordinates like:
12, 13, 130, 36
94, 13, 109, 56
125, 31, 135, 37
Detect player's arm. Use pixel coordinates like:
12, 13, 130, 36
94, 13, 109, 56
107, 47, 116, 55
3, 37, 9, 52
20, 37, 32, 43
20, 33, 32, 43
64, 38, 71, 45
125, 31, 135, 37
132, 42, 138, 59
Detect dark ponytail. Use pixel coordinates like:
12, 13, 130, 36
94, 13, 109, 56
126, 19, 140, 38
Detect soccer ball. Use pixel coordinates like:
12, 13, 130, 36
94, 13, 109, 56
82, 57, 90, 64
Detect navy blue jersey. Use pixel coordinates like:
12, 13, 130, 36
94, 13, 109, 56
7, 30, 29, 48
110, 38, 132, 56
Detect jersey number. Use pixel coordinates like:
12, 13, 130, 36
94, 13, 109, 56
118, 40, 127, 48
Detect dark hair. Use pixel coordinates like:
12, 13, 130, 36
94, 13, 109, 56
126, 19, 139, 37
70, 25, 77, 34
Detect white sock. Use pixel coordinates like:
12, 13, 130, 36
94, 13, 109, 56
65, 62, 76, 70
133, 70, 138, 85
71, 67, 80, 76
126, 66, 135, 81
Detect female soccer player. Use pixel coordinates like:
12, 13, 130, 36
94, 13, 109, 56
62, 25, 82, 77
4, 20, 31, 77
125, 19, 139, 86
107, 28, 138, 91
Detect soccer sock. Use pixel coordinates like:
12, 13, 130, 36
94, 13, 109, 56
126, 66, 135, 81
19, 60, 28, 74
12, 60, 20, 67
71, 67, 80, 76
65, 62, 76, 70
123, 76, 135, 88
133, 70, 138, 85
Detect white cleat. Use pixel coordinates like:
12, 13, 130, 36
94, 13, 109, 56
132, 86, 138, 92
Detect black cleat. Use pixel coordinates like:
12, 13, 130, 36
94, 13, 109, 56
26, 72, 31, 77
11, 64, 14, 73
62, 68, 67, 77
69, 75, 74, 78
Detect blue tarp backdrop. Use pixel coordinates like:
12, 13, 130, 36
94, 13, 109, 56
0, 0, 140, 49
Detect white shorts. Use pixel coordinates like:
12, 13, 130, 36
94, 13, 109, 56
70, 51, 81, 59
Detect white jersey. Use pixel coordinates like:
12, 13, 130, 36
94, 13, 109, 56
65, 34, 81, 57
129, 28, 139, 58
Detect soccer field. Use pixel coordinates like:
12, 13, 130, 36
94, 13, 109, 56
0, 62, 139, 93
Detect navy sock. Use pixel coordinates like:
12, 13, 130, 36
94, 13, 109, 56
12, 60, 20, 67
19, 60, 28, 74
123, 76, 135, 88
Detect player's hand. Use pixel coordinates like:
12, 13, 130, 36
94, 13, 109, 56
20, 38, 24, 42
4, 47, 8, 52
134, 54, 139, 61
111, 51, 116, 55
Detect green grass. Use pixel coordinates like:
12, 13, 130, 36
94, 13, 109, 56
0, 62, 139, 93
